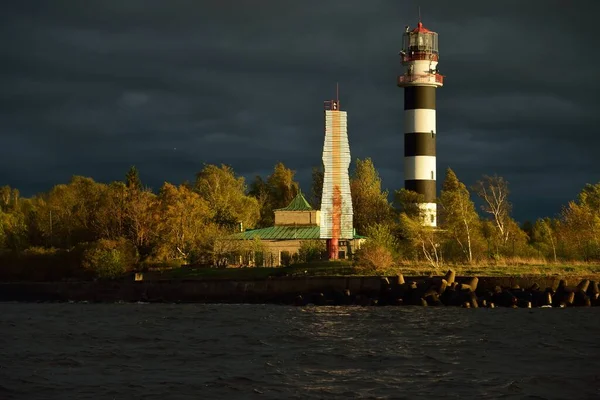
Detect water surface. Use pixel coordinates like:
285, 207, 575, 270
1, 304, 599, 399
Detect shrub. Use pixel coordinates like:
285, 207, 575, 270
298, 240, 326, 263
354, 242, 395, 275
82, 238, 138, 279
280, 251, 292, 267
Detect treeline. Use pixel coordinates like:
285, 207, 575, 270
1, 159, 599, 279
0, 163, 300, 279
358, 166, 600, 272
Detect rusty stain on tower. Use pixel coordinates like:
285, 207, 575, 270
320, 91, 353, 260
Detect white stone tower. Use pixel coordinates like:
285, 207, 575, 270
320, 97, 353, 259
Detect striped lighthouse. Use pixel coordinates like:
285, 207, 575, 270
397, 20, 444, 227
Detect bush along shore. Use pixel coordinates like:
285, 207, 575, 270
293, 270, 600, 308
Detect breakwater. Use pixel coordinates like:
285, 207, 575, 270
1, 271, 599, 307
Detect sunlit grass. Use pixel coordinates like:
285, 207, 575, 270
395, 258, 600, 277
140, 257, 600, 280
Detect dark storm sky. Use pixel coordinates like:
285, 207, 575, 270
1, 1, 599, 222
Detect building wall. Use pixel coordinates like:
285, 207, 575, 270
274, 210, 320, 226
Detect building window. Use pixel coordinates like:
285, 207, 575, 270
431, 171, 434, 180
431, 215, 435, 223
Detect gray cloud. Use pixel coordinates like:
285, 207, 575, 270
1, 0, 599, 222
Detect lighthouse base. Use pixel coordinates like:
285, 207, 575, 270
327, 239, 339, 260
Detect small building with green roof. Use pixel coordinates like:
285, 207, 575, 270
228, 192, 365, 266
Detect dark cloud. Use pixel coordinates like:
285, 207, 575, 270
1, 0, 599, 222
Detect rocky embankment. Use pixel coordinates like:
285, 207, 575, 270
323, 270, 600, 308
1, 270, 599, 307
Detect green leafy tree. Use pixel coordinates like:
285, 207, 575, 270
309, 166, 324, 209
248, 176, 271, 227
0, 210, 28, 251
399, 213, 443, 270
351, 158, 395, 235
394, 188, 425, 220
558, 183, 600, 261
93, 182, 127, 240
125, 166, 143, 191
33, 176, 105, 247
194, 164, 260, 230
532, 217, 559, 262
155, 183, 214, 262
82, 238, 138, 279
249, 162, 300, 227
438, 168, 483, 263
124, 187, 157, 257
0, 187, 30, 251
267, 162, 300, 209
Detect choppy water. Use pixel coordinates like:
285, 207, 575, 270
1, 304, 599, 400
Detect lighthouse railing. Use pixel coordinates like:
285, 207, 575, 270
397, 74, 444, 85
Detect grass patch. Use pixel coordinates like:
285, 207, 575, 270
395, 261, 600, 277
140, 258, 600, 281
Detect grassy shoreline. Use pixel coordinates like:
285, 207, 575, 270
141, 260, 600, 281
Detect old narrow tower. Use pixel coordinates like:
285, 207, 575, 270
320, 95, 353, 259
397, 19, 444, 226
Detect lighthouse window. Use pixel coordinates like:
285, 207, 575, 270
431, 171, 434, 180
431, 215, 435, 223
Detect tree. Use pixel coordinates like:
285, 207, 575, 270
438, 168, 483, 263
34, 176, 105, 247
194, 164, 260, 230
248, 176, 271, 227
0, 186, 20, 212
558, 183, 600, 261
0, 187, 29, 251
521, 220, 534, 243
351, 158, 395, 234
125, 166, 143, 191
0, 208, 28, 251
472, 175, 511, 243
532, 217, 558, 262
266, 162, 300, 210
394, 188, 425, 220
310, 166, 324, 209
93, 182, 127, 240
154, 183, 214, 262
124, 187, 157, 257
399, 213, 443, 270
248, 162, 300, 228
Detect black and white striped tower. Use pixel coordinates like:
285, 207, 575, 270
397, 20, 444, 227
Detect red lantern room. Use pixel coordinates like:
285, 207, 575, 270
401, 22, 439, 64
398, 20, 443, 87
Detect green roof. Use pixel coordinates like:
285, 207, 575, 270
230, 225, 366, 241
275, 192, 313, 211
232, 225, 321, 240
